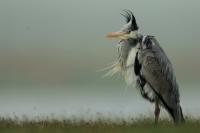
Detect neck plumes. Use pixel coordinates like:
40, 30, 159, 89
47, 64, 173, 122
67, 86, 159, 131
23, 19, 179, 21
104, 39, 138, 85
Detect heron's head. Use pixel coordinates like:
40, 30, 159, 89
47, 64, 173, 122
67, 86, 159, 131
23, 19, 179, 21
106, 10, 139, 40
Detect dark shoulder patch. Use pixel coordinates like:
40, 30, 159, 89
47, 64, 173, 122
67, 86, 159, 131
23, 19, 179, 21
134, 52, 141, 75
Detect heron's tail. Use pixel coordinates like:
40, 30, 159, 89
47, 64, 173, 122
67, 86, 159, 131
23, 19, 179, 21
172, 104, 185, 123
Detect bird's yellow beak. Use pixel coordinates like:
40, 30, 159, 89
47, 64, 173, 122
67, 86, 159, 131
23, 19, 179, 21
106, 31, 129, 39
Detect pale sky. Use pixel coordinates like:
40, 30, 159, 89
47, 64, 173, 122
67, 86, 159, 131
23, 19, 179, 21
0, 0, 199, 49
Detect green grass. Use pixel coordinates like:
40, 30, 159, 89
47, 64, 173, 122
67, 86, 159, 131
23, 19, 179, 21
0, 117, 200, 133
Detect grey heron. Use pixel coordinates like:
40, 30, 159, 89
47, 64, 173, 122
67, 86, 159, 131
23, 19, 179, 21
105, 10, 184, 124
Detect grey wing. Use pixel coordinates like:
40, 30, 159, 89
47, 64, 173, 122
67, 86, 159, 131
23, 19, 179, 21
140, 46, 180, 110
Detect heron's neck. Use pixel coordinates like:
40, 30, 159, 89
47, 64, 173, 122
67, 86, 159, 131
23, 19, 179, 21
117, 44, 136, 71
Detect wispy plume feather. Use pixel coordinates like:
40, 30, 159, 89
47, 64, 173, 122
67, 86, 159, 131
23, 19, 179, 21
101, 40, 137, 85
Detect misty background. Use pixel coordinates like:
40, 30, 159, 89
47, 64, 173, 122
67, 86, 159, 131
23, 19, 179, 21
0, 0, 200, 120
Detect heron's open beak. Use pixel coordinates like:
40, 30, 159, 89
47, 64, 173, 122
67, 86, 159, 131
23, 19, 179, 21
106, 31, 129, 39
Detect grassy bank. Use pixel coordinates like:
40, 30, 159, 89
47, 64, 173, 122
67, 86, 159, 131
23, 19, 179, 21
0, 117, 200, 133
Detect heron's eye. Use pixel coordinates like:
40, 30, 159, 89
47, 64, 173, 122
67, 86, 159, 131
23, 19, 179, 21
126, 30, 131, 33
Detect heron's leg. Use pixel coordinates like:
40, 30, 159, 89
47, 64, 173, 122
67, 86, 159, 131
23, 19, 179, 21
154, 100, 160, 124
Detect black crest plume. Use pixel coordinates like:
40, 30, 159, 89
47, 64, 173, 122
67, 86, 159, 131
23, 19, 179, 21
120, 9, 138, 31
